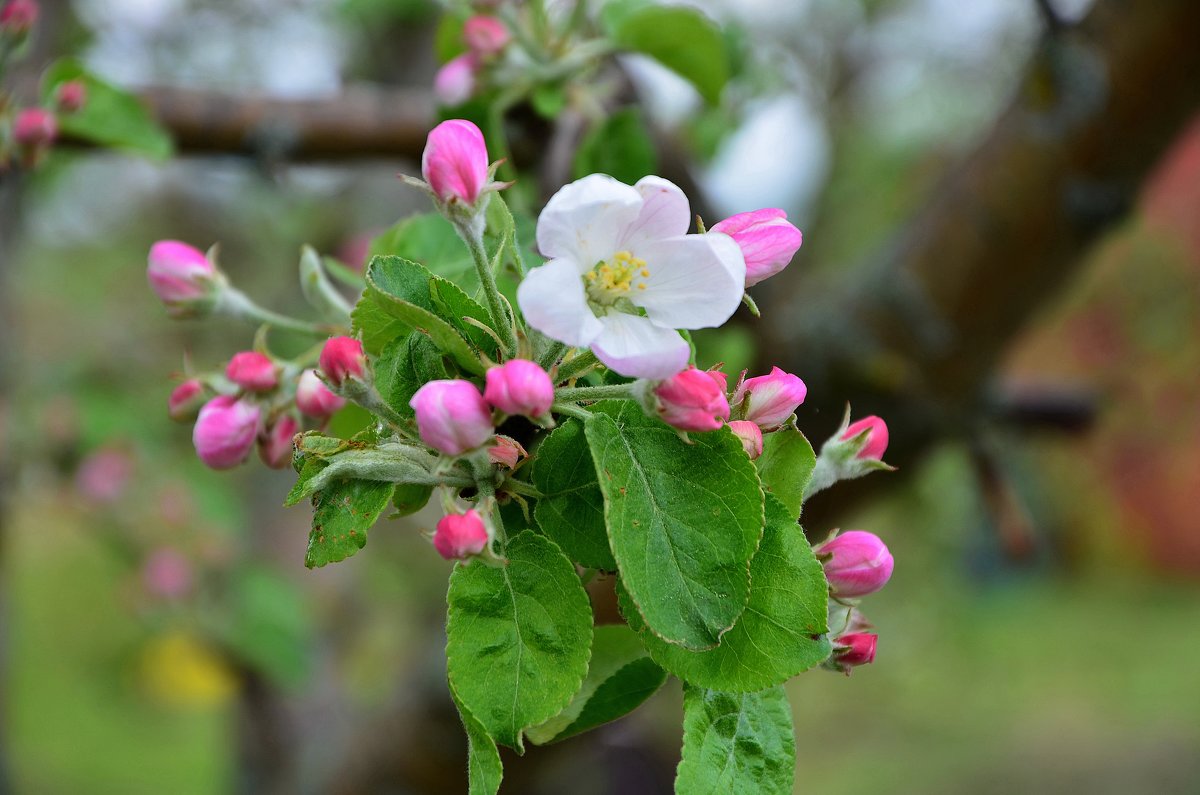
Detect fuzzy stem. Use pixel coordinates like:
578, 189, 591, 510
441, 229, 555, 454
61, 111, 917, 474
219, 287, 331, 337
555, 350, 599, 383
555, 383, 634, 403
461, 223, 519, 356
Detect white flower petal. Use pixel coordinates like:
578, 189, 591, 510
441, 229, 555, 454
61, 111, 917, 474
517, 258, 604, 347
633, 232, 746, 329
619, 176, 691, 253
591, 312, 690, 379
536, 174, 643, 267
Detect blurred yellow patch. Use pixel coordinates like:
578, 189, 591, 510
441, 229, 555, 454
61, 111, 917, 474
139, 631, 237, 708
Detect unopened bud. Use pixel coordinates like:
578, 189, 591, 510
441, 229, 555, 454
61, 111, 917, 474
711, 208, 803, 288
484, 359, 554, 422
226, 351, 278, 392
146, 240, 220, 317
463, 15, 510, 58
732, 366, 806, 430
410, 379, 494, 456
75, 447, 133, 504
814, 530, 894, 599
651, 366, 730, 432
318, 336, 366, 387
728, 420, 763, 459
168, 379, 208, 422
831, 632, 877, 674
421, 119, 489, 205
295, 368, 345, 417
840, 415, 888, 461
192, 396, 261, 470
12, 107, 57, 147
433, 55, 479, 107
142, 548, 193, 599
258, 414, 299, 469
488, 435, 526, 469
56, 80, 87, 113
0, 0, 37, 36
433, 509, 490, 560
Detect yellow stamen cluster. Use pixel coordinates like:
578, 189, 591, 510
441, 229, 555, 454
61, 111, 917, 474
585, 250, 650, 303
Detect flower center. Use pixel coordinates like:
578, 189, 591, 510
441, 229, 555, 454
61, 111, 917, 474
584, 250, 650, 306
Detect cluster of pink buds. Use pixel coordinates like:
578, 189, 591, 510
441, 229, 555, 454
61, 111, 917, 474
815, 529, 894, 675
433, 15, 511, 106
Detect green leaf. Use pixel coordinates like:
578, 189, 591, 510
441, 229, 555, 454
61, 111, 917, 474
446, 532, 593, 750
619, 494, 831, 692
531, 84, 568, 119
527, 625, 665, 745
40, 59, 173, 158
584, 402, 763, 650
755, 428, 817, 520
221, 566, 313, 687
429, 277, 499, 360
573, 108, 658, 185
611, 6, 730, 105
451, 685, 504, 795
392, 482, 433, 516
350, 296, 408, 356
375, 333, 448, 417
532, 419, 617, 570
364, 255, 485, 374
675, 685, 795, 795
369, 213, 477, 289
305, 478, 394, 568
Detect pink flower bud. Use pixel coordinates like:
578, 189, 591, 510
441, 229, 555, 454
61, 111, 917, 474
484, 359, 554, 420
832, 632, 877, 673
463, 15, 510, 57
192, 396, 261, 470
433, 55, 479, 107
711, 208, 803, 288
318, 336, 366, 387
732, 366, 807, 430
410, 379, 494, 456
728, 420, 763, 459
168, 379, 207, 422
225, 351, 278, 392
295, 369, 345, 417
840, 415, 889, 460
488, 435, 526, 469
433, 509, 490, 560
258, 414, 299, 469
421, 119, 489, 205
142, 548, 193, 599
56, 80, 86, 113
12, 108, 57, 147
0, 0, 37, 34
75, 447, 133, 504
706, 368, 729, 393
653, 367, 731, 432
146, 240, 219, 313
814, 530, 894, 599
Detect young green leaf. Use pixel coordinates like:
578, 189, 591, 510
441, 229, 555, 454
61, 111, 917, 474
755, 428, 817, 520
610, 6, 730, 105
675, 685, 795, 795
532, 419, 617, 570
305, 478, 393, 568
451, 685, 504, 795
369, 212, 478, 288
526, 625, 666, 745
584, 402, 764, 651
375, 333, 449, 417
446, 532, 593, 750
618, 494, 831, 692
392, 482, 434, 517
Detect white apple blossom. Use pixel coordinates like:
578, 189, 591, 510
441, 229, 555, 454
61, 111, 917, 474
517, 174, 746, 379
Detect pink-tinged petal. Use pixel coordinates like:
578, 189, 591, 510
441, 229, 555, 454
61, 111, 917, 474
421, 119, 488, 204
619, 176, 691, 253
536, 174, 643, 265
590, 312, 690, 379
517, 257, 604, 346
632, 232, 745, 330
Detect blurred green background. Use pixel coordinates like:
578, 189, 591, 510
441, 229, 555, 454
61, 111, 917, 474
3, 0, 1199, 793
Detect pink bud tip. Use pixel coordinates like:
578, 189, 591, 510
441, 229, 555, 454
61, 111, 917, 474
192, 396, 261, 470
226, 351, 279, 392
0, 0, 37, 33
433, 509, 490, 560
732, 366, 807, 430
488, 435, 527, 469
12, 107, 57, 146
727, 420, 763, 459
410, 379, 494, 456
318, 336, 366, 387
142, 548, 193, 599
258, 414, 299, 469
841, 415, 889, 460
711, 208, 803, 288
463, 15, 510, 57
833, 632, 877, 672
168, 379, 207, 422
653, 367, 731, 432
295, 369, 345, 418
814, 530, 894, 599
56, 80, 86, 113
433, 55, 479, 107
484, 359, 554, 419
146, 240, 217, 309
421, 119, 489, 205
